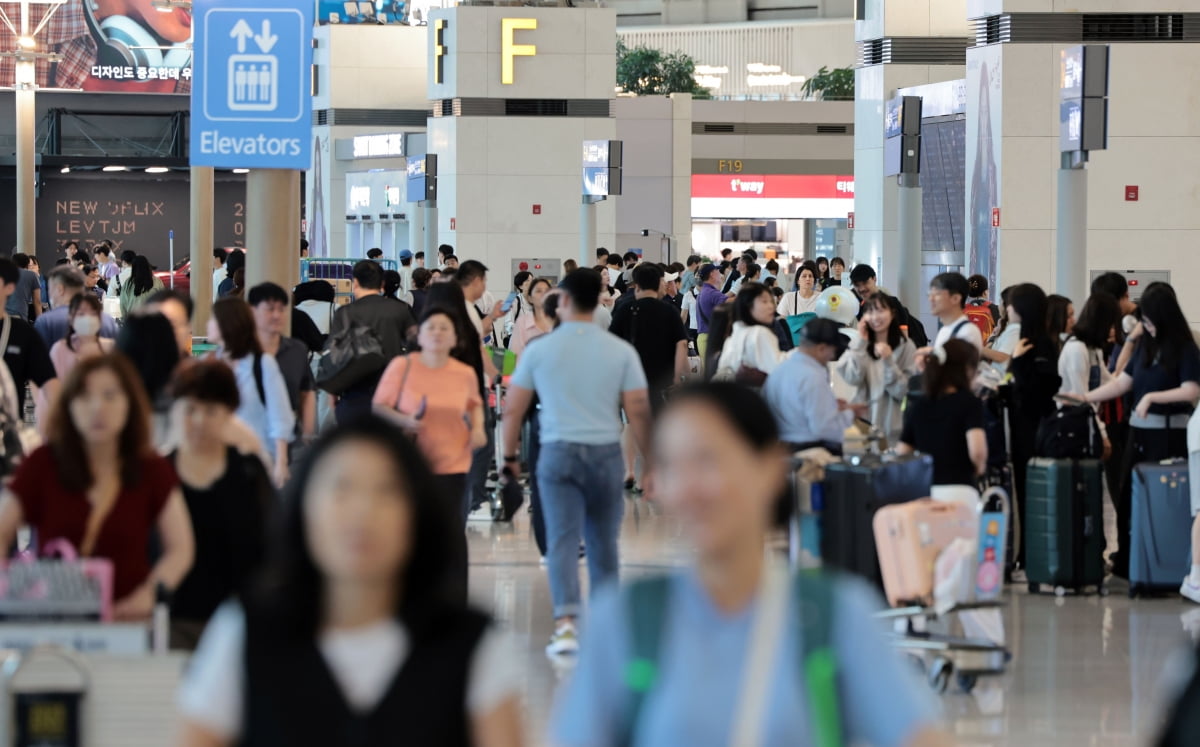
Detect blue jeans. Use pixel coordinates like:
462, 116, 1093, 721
537, 441, 624, 619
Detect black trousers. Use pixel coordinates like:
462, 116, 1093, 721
1111, 424, 1189, 578
434, 473, 469, 604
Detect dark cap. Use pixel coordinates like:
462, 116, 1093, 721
698, 263, 719, 281
801, 318, 850, 351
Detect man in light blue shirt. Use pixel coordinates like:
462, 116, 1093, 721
764, 318, 865, 453
503, 268, 653, 657
34, 265, 119, 348
679, 254, 702, 296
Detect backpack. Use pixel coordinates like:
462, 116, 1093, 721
619, 572, 843, 747
1035, 403, 1103, 459
965, 300, 996, 341
315, 321, 387, 395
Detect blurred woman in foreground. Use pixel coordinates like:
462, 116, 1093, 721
551, 383, 950, 747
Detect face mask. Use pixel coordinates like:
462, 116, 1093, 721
72, 316, 101, 337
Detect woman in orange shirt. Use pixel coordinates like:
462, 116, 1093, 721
373, 306, 487, 521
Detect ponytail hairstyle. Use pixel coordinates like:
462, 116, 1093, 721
923, 339, 979, 399
967, 274, 989, 301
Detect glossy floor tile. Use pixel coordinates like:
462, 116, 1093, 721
465, 495, 1196, 746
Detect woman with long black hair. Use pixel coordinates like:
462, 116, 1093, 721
1006, 284, 1062, 566
177, 417, 522, 746
120, 255, 164, 318
1058, 292, 1123, 459
1082, 283, 1200, 582
837, 293, 918, 445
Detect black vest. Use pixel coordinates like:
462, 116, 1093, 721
239, 606, 489, 747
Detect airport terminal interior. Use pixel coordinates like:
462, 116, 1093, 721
3, 0, 1200, 744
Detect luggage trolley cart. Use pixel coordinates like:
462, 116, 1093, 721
484, 375, 525, 523
875, 487, 1013, 695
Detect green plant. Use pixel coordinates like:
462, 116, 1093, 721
800, 66, 855, 101
616, 40, 713, 99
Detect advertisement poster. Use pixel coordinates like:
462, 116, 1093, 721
965, 45, 1002, 292
0, 0, 191, 93
315, 0, 436, 25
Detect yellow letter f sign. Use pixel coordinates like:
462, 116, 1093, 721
501, 18, 537, 85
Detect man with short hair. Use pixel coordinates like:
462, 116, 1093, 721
680, 254, 702, 295
849, 263, 886, 298
329, 260, 417, 422
927, 272, 983, 353
596, 247, 609, 266
414, 251, 426, 269
7, 254, 42, 321
0, 258, 58, 416
456, 259, 505, 514
212, 247, 227, 302
765, 318, 865, 453
502, 268, 652, 656
437, 244, 454, 269
828, 257, 847, 287
1091, 272, 1137, 318
300, 239, 309, 259
609, 263, 688, 413
144, 288, 194, 356
724, 253, 751, 296
444, 254, 460, 270
695, 264, 726, 358
366, 248, 384, 261
93, 243, 120, 286
217, 250, 245, 298
249, 282, 317, 446
35, 265, 119, 347
82, 265, 104, 300
615, 251, 639, 294
604, 253, 623, 288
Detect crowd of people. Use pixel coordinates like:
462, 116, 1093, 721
1, 235, 1195, 745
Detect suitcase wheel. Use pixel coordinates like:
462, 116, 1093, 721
1098, 585, 1109, 597
1055, 586, 1068, 598
1028, 583, 1040, 594
928, 656, 953, 695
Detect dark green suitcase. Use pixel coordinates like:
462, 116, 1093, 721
1024, 458, 1106, 594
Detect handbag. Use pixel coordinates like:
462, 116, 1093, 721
315, 321, 387, 395
784, 292, 817, 346
0, 539, 115, 622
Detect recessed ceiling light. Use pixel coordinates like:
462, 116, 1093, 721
60, 166, 70, 174
102, 165, 127, 172
232, 168, 249, 174
145, 166, 169, 174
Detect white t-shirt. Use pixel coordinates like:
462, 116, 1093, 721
778, 290, 820, 318
593, 304, 612, 331
178, 603, 519, 741
212, 267, 227, 302
682, 288, 699, 331
933, 314, 984, 352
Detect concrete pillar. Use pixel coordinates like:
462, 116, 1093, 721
897, 176, 924, 315
580, 198, 597, 267
189, 166, 215, 336
246, 169, 301, 334
1055, 156, 1088, 305
14, 80, 35, 256
408, 203, 424, 260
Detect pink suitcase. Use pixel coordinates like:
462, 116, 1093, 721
873, 499, 977, 607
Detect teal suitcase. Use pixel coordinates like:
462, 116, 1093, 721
1024, 458, 1106, 594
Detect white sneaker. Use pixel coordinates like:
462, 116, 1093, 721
1180, 578, 1200, 605
546, 621, 580, 657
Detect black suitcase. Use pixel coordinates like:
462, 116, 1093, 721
820, 454, 933, 586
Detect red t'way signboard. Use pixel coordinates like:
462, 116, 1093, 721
691, 175, 855, 199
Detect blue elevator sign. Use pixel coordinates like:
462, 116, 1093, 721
190, 0, 313, 169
